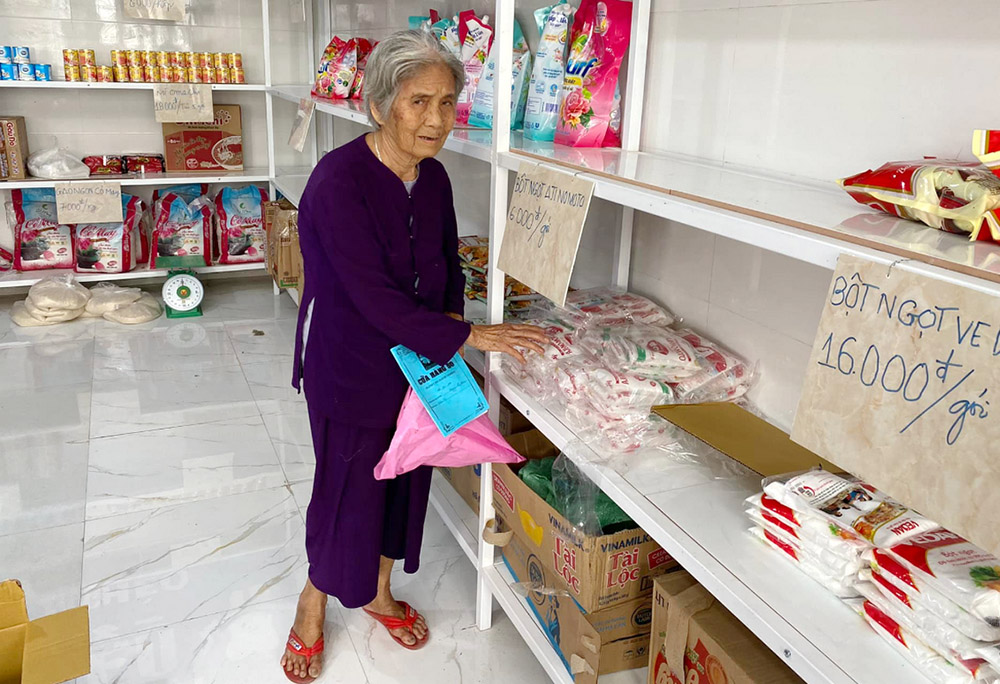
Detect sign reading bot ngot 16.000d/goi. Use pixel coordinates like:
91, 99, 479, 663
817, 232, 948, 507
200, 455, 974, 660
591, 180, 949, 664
792, 254, 1000, 557
497, 164, 594, 307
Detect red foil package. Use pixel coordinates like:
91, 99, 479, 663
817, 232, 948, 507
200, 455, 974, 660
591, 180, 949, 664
83, 155, 124, 176
124, 154, 165, 174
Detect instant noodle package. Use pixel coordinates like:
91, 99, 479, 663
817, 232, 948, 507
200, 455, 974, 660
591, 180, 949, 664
214, 185, 269, 264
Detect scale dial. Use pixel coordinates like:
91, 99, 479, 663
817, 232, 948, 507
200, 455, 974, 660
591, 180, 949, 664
162, 272, 204, 312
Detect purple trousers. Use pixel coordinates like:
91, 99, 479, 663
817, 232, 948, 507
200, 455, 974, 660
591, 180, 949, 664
305, 404, 433, 608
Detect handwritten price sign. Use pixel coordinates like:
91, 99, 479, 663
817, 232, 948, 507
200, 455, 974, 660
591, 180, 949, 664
152, 83, 213, 123
497, 165, 593, 307
793, 255, 1000, 557
55, 181, 123, 224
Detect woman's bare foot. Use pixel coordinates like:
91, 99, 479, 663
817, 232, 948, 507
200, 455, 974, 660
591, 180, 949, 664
281, 579, 327, 680
364, 591, 428, 646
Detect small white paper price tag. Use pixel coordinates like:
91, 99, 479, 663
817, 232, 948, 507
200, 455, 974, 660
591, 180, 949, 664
153, 83, 214, 123
124, 0, 186, 21
55, 181, 123, 224
287, 98, 316, 153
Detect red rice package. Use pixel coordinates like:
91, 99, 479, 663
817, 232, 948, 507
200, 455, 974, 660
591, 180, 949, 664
313, 36, 358, 100
72, 194, 142, 274
7, 188, 75, 271
150, 192, 212, 268
214, 185, 269, 264
0, 246, 12, 271
152, 183, 209, 207
554, 0, 632, 148
350, 39, 373, 99
83, 155, 124, 176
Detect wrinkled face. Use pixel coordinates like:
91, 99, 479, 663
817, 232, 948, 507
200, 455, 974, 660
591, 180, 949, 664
376, 62, 457, 161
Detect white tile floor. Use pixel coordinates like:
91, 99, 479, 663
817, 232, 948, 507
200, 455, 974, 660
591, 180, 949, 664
0, 277, 549, 684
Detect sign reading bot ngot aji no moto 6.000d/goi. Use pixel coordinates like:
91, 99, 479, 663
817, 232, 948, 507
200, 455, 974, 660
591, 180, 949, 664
792, 254, 1000, 557
497, 165, 594, 307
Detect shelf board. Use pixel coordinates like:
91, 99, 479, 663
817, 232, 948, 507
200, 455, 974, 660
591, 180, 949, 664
489, 369, 929, 684
0, 262, 264, 290
0, 80, 265, 91
428, 470, 479, 568
1, 169, 270, 190
273, 168, 311, 207
499, 143, 1000, 296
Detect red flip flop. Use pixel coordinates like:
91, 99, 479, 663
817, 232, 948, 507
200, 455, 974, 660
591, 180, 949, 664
362, 601, 429, 650
283, 628, 325, 683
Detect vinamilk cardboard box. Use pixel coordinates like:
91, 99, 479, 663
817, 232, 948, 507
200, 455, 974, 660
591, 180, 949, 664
502, 531, 654, 684
493, 462, 676, 614
162, 104, 243, 172
0, 117, 29, 181
264, 199, 300, 289
648, 571, 804, 684
0, 579, 90, 684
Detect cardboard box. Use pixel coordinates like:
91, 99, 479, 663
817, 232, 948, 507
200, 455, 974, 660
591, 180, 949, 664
502, 531, 654, 683
162, 104, 243, 172
294, 238, 305, 303
264, 199, 300, 289
0, 132, 8, 180
493, 462, 676, 614
0, 117, 29, 181
0, 579, 90, 684
648, 571, 804, 684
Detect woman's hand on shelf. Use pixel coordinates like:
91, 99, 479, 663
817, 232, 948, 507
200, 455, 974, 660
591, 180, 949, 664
465, 323, 548, 364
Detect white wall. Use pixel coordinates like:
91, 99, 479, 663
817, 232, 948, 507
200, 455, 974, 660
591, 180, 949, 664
629, 0, 999, 429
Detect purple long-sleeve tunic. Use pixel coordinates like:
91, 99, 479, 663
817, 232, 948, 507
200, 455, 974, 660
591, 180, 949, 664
292, 134, 472, 428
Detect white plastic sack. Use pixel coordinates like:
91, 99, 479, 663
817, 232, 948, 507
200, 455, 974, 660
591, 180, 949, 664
26, 147, 90, 180
103, 293, 161, 325
86, 283, 142, 316
27, 274, 91, 311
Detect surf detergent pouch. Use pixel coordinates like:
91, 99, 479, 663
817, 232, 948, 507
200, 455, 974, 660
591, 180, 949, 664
555, 0, 632, 148
468, 19, 531, 130
523, 0, 575, 141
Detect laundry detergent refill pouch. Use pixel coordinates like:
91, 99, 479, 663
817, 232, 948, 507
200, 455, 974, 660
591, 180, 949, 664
215, 185, 269, 264
523, 1, 575, 141
468, 19, 531, 130
8, 188, 74, 271
313, 36, 358, 100
455, 10, 493, 125
150, 192, 212, 268
555, 0, 632, 148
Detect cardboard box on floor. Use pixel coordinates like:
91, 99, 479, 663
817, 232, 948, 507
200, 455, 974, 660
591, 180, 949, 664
493, 462, 676, 614
502, 531, 655, 684
0, 580, 90, 684
648, 570, 803, 684
263, 199, 300, 289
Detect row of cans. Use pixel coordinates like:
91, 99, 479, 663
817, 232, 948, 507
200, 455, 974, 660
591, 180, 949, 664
0, 46, 31, 64
63, 63, 246, 84
0, 63, 52, 81
63, 49, 245, 71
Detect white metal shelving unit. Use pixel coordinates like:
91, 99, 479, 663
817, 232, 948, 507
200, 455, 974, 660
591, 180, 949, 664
0, 81, 265, 91
264, 1, 1000, 683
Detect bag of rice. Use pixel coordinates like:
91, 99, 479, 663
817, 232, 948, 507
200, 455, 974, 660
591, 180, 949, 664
8, 188, 74, 271
85, 283, 142, 316
103, 293, 161, 325
11, 301, 60, 327
27, 273, 91, 311
23, 296, 83, 323
73, 211, 139, 275
150, 193, 212, 268
214, 185, 269, 264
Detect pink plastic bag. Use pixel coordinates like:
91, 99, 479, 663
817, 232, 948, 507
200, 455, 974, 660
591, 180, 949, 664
374, 388, 525, 480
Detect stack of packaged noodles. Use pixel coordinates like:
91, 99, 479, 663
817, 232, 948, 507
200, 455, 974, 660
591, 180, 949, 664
748, 468, 1000, 684
503, 286, 755, 452
457, 236, 542, 318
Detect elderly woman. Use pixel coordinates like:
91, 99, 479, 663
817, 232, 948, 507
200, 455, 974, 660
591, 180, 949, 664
282, 30, 548, 682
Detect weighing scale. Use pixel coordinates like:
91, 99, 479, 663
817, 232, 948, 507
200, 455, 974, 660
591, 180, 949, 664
162, 269, 205, 318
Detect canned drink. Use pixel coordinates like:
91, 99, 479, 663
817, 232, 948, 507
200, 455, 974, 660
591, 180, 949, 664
141, 49, 154, 66
110, 49, 127, 68
33, 64, 52, 81
0, 46, 13, 64
126, 49, 141, 67
96, 65, 112, 82
187, 66, 202, 83
227, 52, 242, 70
232, 67, 245, 84
64, 65, 81, 81
168, 51, 183, 68
129, 65, 144, 82
211, 52, 225, 69
13, 47, 30, 64
181, 52, 194, 68
144, 65, 160, 82
113, 65, 129, 82
62, 48, 79, 67
202, 66, 216, 84
80, 49, 96, 67
17, 63, 35, 80
217, 66, 230, 84
198, 51, 212, 68
82, 65, 97, 82
0, 64, 16, 80
172, 65, 187, 83
156, 51, 169, 68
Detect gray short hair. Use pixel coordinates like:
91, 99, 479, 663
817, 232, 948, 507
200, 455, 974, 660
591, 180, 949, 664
364, 30, 465, 129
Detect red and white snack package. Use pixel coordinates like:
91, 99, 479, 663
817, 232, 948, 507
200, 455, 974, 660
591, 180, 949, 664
869, 549, 1000, 643
580, 324, 702, 378
8, 189, 74, 271
852, 598, 981, 684
747, 509, 863, 579
886, 530, 1000, 630
762, 469, 938, 548
747, 526, 860, 598
581, 365, 677, 417
565, 286, 676, 327
671, 328, 754, 403
745, 494, 869, 563
214, 185, 268, 264
83, 155, 124, 176
860, 570, 1000, 667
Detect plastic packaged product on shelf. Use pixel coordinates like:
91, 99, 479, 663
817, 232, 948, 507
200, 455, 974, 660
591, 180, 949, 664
72, 193, 143, 274
429, 16, 461, 57
748, 526, 860, 598
468, 18, 531, 130
455, 10, 493, 125
579, 324, 702, 377
747, 511, 863, 581
670, 328, 755, 403
313, 36, 360, 100
348, 39, 374, 99
564, 286, 677, 327
868, 549, 1000, 643
152, 183, 210, 207
523, 0, 574, 142
8, 189, 75, 271
885, 530, 1000, 629
762, 468, 938, 548
744, 493, 870, 563
554, 0, 631, 148
123, 154, 165, 175
83, 155, 124, 176
214, 185, 268, 264
852, 598, 982, 684
150, 192, 212, 268
25, 146, 89, 180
